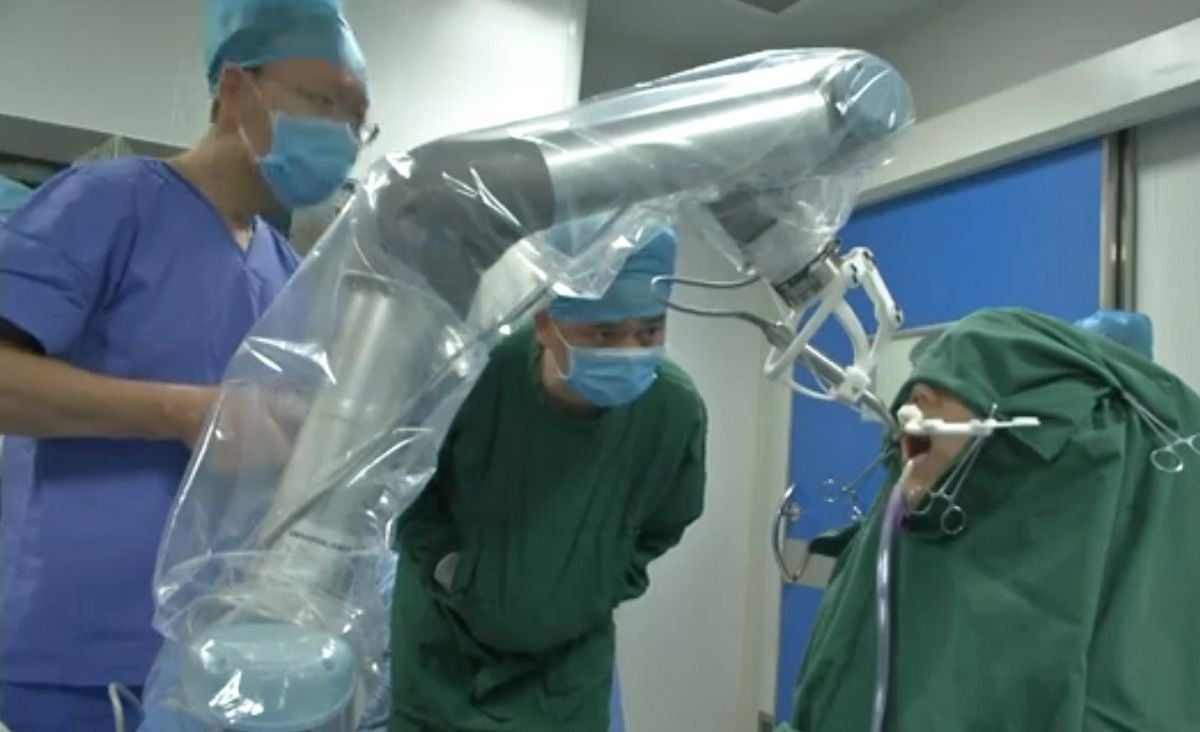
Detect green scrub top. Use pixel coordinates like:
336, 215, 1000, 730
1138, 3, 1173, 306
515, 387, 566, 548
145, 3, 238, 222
789, 308, 1200, 732
392, 325, 707, 732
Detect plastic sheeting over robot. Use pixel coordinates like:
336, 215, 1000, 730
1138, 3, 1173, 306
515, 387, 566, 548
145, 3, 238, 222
143, 48, 914, 731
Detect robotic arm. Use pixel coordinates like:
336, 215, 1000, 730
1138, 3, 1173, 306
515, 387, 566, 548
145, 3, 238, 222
375, 50, 908, 313
386, 51, 909, 427
145, 48, 914, 732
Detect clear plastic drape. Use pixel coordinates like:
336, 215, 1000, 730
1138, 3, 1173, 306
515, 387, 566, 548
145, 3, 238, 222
142, 48, 913, 731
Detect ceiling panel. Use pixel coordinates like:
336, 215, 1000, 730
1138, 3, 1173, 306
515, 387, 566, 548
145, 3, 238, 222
588, 0, 966, 59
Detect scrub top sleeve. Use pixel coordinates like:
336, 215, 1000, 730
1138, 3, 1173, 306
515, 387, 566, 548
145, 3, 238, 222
620, 411, 708, 603
0, 168, 132, 355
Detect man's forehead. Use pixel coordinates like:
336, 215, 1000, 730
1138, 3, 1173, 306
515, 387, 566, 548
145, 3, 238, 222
563, 315, 666, 329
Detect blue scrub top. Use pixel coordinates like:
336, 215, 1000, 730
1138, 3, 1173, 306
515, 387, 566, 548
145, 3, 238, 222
0, 157, 300, 686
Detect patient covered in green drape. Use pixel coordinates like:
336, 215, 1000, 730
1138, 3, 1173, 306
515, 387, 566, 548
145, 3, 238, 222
788, 308, 1200, 732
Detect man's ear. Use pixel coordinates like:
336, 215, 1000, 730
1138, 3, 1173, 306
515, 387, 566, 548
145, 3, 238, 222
211, 65, 251, 132
533, 311, 553, 348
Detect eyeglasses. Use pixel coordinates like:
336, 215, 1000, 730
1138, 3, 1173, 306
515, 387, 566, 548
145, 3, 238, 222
354, 121, 381, 148
261, 74, 379, 147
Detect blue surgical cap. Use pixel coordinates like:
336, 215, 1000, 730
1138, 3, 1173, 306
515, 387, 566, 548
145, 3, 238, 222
550, 227, 678, 323
0, 175, 31, 222
205, 0, 367, 89
1075, 309, 1154, 360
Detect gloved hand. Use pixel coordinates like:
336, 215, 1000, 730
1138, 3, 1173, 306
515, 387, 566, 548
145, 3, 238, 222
434, 552, 461, 591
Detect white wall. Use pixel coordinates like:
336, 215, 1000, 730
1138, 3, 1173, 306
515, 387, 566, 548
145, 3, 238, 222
869, 0, 1200, 119
348, 0, 587, 159
620, 224, 790, 732
0, 0, 586, 155
749, 361, 793, 721
1134, 107, 1200, 392
862, 18, 1200, 204
581, 19, 796, 732
0, 0, 210, 147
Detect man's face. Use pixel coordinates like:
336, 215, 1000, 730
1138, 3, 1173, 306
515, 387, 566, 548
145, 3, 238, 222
900, 383, 976, 504
215, 57, 371, 157
535, 313, 667, 375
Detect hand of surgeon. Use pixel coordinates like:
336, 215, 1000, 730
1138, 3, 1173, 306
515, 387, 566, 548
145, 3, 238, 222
199, 386, 303, 477
434, 552, 461, 591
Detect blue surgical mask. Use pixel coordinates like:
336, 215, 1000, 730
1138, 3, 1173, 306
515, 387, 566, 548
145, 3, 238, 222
554, 329, 664, 407
258, 113, 359, 209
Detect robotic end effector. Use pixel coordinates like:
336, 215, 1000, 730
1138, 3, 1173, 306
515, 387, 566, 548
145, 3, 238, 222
657, 53, 914, 428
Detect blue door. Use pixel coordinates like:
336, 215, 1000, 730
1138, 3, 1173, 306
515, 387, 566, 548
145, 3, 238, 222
773, 139, 1107, 724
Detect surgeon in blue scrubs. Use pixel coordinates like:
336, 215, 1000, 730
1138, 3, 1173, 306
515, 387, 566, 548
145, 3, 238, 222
0, 1, 371, 729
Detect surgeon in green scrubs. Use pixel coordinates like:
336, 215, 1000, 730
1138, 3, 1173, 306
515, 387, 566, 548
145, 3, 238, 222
788, 307, 1200, 732
391, 228, 708, 732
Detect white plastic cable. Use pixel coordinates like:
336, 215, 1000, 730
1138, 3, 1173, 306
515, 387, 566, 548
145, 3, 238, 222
109, 683, 143, 732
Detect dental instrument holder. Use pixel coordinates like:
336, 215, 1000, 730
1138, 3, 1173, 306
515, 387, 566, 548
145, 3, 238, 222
897, 404, 1042, 438
903, 416, 1042, 436
163, 50, 914, 732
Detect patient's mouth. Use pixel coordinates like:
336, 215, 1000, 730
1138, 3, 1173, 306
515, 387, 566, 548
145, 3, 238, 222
902, 434, 932, 463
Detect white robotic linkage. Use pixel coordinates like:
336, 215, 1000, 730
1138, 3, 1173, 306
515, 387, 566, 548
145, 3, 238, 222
142, 49, 927, 732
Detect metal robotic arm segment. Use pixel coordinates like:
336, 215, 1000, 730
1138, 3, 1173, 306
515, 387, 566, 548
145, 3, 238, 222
369, 50, 911, 316
371, 138, 557, 317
